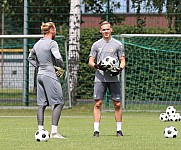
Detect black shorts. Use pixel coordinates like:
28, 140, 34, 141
93, 82, 121, 101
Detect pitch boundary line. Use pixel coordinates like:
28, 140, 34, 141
0, 116, 95, 118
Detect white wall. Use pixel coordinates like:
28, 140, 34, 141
0, 53, 35, 89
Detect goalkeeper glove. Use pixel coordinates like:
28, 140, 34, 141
110, 67, 123, 76
54, 66, 65, 78
94, 61, 109, 71
94, 64, 99, 69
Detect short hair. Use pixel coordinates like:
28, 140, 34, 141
41, 22, 55, 34
99, 21, 111, 28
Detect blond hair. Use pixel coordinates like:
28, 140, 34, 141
41, 22, 55, 34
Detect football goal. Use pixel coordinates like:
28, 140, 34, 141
105, 34, 181, 111
0, 35, 71, 108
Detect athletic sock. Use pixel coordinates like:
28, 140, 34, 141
116, 122, 122, 131
94, 122, 100, 132
38, 125, 44, 130
51, 125, 58, 134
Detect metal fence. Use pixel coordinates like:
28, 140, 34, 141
0, 35, 70, 107
1, 1, 181, 34
0, 1, 181, 110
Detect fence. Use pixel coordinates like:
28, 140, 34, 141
0, 1, 181, 111
114, 34, 181, 111
0, 35, 70, 107
0, 34, 181, 111
1, 1, 181, 35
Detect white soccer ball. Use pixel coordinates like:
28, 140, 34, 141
110, 58, 119, 69
169, 113, 179, 121
163, 126, 178, 138
159, 113, 169, 122
166, 106, 176, 116
35, 129, 50, 142
175, 113, 181, 121
100, 56, 112, 69
101, 56, 119, 70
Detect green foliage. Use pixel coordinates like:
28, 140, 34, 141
128, 0, 181, 33
2, 1, 70, 34
77, 25, 180, 103
1, 0, 181, 34
77, 28, 101, 99
82, 0, 124, 25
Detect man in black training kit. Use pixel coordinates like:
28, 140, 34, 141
28, 22, 65, 139
88, 21, 126, 137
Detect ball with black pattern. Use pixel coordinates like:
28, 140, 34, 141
35, 129, 50, 142
163, 126, 178, 138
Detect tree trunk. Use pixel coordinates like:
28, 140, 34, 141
126, 0, 130, 13
68, 0, 81, 105
174, 0, 181, 33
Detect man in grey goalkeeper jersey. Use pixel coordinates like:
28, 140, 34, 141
28, 22, 65, 139
88, 21, 126, 137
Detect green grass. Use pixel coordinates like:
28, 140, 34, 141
0, 108, 181, 150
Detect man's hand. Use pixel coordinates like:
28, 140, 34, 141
54, 66, 65, 77
94, 64, 99, 69
94, 61, 109, 71
110, 67, 123, 76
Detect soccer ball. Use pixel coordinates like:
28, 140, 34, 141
159, 113, 169, 122
163, 126, 178, 138
169, 113, 180, 122
101, 56, 119, 70
175, 113, 181, 121
100, 56, 112, 70
109, 57, 119, 69
35, 129, 50, 142
166, 106, 176, 116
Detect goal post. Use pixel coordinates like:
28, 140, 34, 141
0, 35, 71, 108
111, 34, 181, 111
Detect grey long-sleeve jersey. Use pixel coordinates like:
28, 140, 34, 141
28, 38, 64, 80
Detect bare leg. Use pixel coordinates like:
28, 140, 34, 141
113, 101, 122, 122
93, 100, 103, 133
94, 100, 103, 122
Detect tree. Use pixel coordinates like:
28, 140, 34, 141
82, 0, 124, 25
167, 0, 181, 33
68, 0, 81, 104
1, 0, 70, 34
152, 0, 181, 33
131, 0, 181, 33
132, 0, 146, 28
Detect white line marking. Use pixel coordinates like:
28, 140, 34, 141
0, 116, 94, 118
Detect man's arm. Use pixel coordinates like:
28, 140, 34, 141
88, 56, 96, 68
52, 50, 64, 68
119, 56, 126, 69
28, 49, 39, 68
51, 41, 64, 68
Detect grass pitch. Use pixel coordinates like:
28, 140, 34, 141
0, 108, 181, 150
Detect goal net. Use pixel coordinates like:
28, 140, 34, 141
104, 34, 181, 111
0, 35, 71, 108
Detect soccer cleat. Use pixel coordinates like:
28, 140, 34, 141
93, 131, 99, 137
50, 133, 66, 139
117, 130, 123, 137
